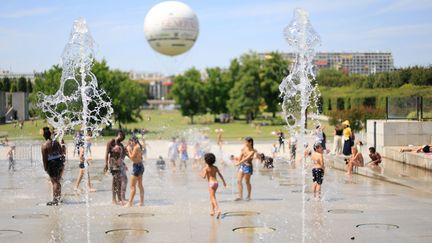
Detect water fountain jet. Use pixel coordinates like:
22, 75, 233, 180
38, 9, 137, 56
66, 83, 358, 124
279, 8, 321, 243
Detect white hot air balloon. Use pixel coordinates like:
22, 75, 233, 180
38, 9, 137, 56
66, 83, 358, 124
144, 1, 199, 57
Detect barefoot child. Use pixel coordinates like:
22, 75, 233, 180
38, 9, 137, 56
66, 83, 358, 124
7, 145, 16, 172
74, 141, 96, 192
311, 143, 325, 199
201, 153, 227, 218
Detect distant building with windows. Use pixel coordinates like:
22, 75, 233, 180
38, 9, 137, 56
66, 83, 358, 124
0, 70, 38, 81
129, 71, 173, 100
259, 51, 394, 75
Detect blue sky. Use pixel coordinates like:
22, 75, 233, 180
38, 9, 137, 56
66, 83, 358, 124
1, 0, 432, 74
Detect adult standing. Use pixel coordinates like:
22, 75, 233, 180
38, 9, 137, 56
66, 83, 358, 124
125, 136, 145, 207
235, 137, 256, 201
332, 123, 343, 155
342, 120, 353, 156
41, 127, 66, 206
104, 130, 127, 205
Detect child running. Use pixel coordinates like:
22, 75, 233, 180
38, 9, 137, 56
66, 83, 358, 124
74, 140, 96, 192
200, 153, 226, 219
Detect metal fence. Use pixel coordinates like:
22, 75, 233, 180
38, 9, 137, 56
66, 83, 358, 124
386, 96, 432, 120
0, 143, 42, 165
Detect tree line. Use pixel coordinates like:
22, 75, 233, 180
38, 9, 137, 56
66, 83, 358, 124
29, 60, 147, 128
0, 76, 33, 93
171, 52, 289, 124
316, 66, 432, 88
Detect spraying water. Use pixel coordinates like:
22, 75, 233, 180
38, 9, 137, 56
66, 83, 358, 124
38, 18, 113, 243
279, 8, 321, 243
38, 17, 113, 141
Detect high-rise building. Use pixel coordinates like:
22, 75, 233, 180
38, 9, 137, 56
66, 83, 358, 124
259, 52, 394, 75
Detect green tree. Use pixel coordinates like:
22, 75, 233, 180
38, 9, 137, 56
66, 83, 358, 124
112, 80, 147, 127
30, 60, 147, 127
18, 77, 27, 92
260, 52, 289, 117
227, 52, 261, 123
316, 68, 344, 87
10, 81, 18, 92
92, 60, 146, 127
26, 79, 33, 93
204, 67, 233, 116
3, 77, 11, 92
171, 68, 206, 124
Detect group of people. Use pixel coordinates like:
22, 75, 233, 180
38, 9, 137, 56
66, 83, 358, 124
167, 137, 211, 171
103, 130, 145, 207
38, 123, 388, 215
41, 128, 146, 207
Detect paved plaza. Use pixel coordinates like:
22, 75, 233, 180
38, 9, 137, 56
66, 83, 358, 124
0, 140, 431, 242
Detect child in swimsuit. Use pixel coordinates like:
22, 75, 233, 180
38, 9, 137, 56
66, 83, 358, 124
311, 143, 325, 199
367, 147, 382, 167
7, 145, 15, 172
201, 153, 226, 218
74, 141, 96, 192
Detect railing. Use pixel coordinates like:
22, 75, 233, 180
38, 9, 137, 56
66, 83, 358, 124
0, 143, 42, 165
386, 96, 432, 120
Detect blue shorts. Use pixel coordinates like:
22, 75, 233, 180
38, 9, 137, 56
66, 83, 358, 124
240, 163, 253, 175
132, 163, 144, 177
180, 152, 189, 161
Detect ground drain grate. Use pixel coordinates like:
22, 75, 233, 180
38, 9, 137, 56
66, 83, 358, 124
105, 229, 149, 235
232, 226, 276, 234
118, 213, 154, 218
62, 201, 86, 205
328, 209, 364, 214
146, 199, 174, 206
279, 183, 302, 187
12, 214, 49, 219
222, 211, 260, 219
0, 187, 22, 190
0, 230, 23, 237
356, 223, 399, 229
325, 198, 344, 202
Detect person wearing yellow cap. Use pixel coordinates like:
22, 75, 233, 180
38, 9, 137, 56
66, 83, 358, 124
342, 120, 353, 156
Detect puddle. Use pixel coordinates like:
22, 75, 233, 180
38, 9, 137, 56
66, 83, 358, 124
328, 209, 364, 214
232, 226, 276, 234
221, 211, 260, 219
12, 214, 49, 219
0, 230, 23, 237
105, 229, 149, 235
118, 213, 154, 218
356, 223, 399, 230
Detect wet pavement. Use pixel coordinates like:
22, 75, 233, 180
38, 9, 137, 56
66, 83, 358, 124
0, 141, 432, 242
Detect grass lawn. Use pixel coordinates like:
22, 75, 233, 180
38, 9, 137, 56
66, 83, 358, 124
0, 110, 333, 141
